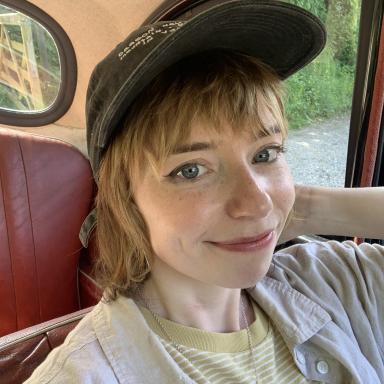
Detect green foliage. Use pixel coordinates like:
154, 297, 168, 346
0, 83, 28, 110
286, 0, 328, 23
283, 0, 361, 130
31, 23, 60, 78
284, 47, 355, 129
326, 0, 361, 67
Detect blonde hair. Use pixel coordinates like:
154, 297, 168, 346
96, 50, 287, 300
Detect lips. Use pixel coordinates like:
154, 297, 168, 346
216, 230, 274, 245
207, 230, 275, 252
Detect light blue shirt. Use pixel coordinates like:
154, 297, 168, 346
25, 240, 384, 383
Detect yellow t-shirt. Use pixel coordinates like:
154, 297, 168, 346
139, 301, 323, 383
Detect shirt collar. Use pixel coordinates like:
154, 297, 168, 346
92, 296, 195, 384
246, 276, 331, 350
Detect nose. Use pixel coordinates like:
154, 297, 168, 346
225, 167, 273, 220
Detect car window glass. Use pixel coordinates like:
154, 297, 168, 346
0, 3, 60, 113
283, 0, 361, 187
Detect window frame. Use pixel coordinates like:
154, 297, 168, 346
346, 0, 384, 187
0, 0, 77, 126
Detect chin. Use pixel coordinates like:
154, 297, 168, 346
217, 265, 271, 289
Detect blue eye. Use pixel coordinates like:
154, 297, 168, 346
253, 145, 285, 163
170, 163, 207, 180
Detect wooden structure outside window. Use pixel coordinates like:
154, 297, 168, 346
0, 11, 59, 111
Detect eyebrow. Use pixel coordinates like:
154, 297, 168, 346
172, 142, 217, 154
171, 125, 281, 154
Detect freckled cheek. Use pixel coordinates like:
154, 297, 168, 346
265, 166, 295, 213
276, 180, 295, 213
144, 189, 217, 234
278, 176, 295, 213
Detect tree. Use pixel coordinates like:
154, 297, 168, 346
326, 0, 361, 68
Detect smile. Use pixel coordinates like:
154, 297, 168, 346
207, 230, 275, 252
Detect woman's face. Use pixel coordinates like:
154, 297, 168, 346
133, 119, 295, 289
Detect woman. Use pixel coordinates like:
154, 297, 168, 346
26, 1, 383, 383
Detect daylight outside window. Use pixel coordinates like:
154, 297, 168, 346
0, 3, 60, 113
283, 0, 361, 187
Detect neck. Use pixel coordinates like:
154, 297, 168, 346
134, 277, 255, 333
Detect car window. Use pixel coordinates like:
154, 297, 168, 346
0, 4, 60, 112
283, 0, 362, 187
0, 1, 76, 127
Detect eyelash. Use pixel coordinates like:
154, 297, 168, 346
252, 144, 286, 164
167, 144, 286, 182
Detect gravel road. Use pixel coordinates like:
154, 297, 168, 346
285, 114, 350, 187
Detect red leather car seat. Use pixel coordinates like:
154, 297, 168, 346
0, 128, 99, 337
0, 306, 92, 384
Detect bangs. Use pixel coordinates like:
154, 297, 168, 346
117, 50, 287, 179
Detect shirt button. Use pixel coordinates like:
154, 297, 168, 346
316, 360, 329, 374
295, 350, 306, 365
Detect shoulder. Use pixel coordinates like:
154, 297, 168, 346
273, 239, 384, 272
269, 240, 384, 371
269, 240, 384, 323
24, 306, 116, 384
